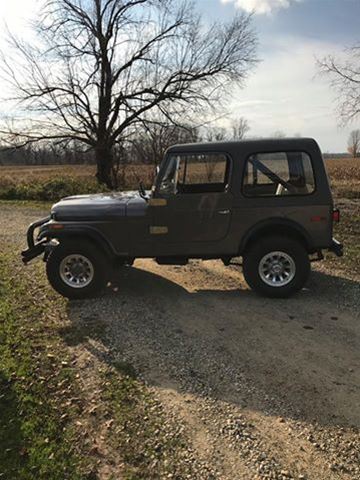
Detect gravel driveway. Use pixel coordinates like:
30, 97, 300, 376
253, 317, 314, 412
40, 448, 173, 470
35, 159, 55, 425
4, 203, 360, 480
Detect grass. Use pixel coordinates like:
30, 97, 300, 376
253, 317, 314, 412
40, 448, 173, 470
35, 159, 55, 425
0, 199, 53, 209
325, 157, 360, 199
0, 252, 91, 479
0, 243, 197, 479
102, 369, 195, 480
0, 177, 106, 202
320, 159, 360, 277
0, 157, 359, 200
0, 164, 155, 201
57, 319, 197, 480
323, 200, 360, 278
0, 156, 358, 476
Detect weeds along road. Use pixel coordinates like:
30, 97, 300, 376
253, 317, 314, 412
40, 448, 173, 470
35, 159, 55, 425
1, 202, 360, 480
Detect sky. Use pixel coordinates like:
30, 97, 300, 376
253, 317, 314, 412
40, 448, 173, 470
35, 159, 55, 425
0, 0, 359, 152
199, 0, 360, 153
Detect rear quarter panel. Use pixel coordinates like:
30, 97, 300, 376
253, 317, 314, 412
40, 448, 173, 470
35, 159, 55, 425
226, 139, 334, 252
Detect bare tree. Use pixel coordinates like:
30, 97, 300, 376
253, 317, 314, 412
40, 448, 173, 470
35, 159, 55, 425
201, 127, 226, 181
231, 116, 250, 139
272, 130, 286, 138
318, 45, 360, 124
0, 0, 257, 188
348, 129, 360, 158
205, 127, 228, 142
130, 120, 198, 166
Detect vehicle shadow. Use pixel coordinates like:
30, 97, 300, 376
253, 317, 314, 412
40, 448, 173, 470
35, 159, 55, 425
0, 372, 26, 476
63, 265, 360, 429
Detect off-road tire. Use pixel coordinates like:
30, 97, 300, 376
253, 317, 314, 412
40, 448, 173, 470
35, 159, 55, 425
46, 240, 107, 299
243, 236, 310, 298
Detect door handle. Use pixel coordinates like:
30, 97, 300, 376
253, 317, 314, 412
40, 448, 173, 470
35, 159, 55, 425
218, 209, 230, 215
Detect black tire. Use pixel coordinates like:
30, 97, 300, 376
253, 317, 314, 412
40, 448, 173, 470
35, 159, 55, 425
242, 236, 310, 298
46, 240, 107, 299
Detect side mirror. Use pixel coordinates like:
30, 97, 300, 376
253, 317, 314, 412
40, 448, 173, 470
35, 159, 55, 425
139, 181, 148, 201
159, 179, 175, 195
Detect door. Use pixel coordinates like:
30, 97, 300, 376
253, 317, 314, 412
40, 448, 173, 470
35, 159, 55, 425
150, 151, 233, 250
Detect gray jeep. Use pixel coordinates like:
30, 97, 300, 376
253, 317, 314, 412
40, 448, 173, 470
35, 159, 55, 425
22, 138, 343, 299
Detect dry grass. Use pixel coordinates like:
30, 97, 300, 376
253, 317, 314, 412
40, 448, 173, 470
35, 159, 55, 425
325, 157, 360, 199
325, 157, 360, 181
0, 157, 359, 199
0, 164, 155, 201
0, 164, 155, 189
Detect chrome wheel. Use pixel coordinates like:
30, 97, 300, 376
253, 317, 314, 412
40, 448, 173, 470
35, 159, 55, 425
259, 251, 296, 288
59, 254, 94, 289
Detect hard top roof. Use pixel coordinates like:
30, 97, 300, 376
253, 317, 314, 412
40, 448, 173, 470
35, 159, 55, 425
166, 137, 319, 154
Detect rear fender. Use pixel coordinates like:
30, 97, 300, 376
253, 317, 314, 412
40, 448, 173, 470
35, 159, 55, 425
239, 218, 312, 254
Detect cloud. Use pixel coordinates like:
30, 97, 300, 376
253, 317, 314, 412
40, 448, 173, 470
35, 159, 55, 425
0, 0, 43, 47
220, 36, 349, 151
221, 0, 302, 15
0, 0, 39, 28
0, 1, 45, 106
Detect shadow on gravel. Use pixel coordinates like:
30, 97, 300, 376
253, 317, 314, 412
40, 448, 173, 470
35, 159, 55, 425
64, 265, 360, 429
0, 373, 26, 477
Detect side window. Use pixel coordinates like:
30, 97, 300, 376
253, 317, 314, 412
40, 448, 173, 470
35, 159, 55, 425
159, 153, 230, 195
242, 151, 315, 197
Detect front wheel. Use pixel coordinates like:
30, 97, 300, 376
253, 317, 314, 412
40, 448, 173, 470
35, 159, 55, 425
243, 236, 310, 298
46, 240, 107, 299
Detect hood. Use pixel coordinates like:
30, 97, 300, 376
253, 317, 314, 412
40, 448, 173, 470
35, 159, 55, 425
51, 191, 148, 221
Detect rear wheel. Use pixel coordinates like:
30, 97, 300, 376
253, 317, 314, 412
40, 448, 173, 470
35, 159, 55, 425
243, 236, 310, 298
46, 240, 107, 299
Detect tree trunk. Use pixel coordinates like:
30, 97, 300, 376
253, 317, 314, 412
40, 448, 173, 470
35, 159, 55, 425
95, 146, 114, 189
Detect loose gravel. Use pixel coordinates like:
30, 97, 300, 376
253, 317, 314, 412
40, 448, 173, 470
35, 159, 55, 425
3, 202, 360, 480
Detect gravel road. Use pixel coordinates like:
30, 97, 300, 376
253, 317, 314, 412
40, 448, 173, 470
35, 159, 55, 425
3, 203, 360, 480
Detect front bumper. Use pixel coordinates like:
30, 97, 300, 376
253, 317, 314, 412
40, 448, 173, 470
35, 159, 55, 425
21, 216, 51, 264
328, 238, 343, 257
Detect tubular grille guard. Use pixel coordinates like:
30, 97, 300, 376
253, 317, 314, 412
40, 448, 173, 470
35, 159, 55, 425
26, 216, 51, 248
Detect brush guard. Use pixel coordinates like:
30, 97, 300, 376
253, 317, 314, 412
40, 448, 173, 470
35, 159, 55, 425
21, 216, 51, 264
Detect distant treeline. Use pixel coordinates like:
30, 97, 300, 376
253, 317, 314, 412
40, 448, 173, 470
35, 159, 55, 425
0, 120, 249, 167
0, 144, 95, 166
0, 123, 198, 167
0, 126, 350, 167
323, 153, 351, 159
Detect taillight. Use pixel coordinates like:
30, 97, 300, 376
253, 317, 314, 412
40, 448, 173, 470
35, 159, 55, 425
333, 209, 340, 222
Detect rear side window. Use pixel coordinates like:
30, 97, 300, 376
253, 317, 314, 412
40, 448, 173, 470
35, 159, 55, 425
242, 151, 315, 197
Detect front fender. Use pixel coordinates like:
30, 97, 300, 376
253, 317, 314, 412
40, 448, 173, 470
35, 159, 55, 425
38, 223, 117, 257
